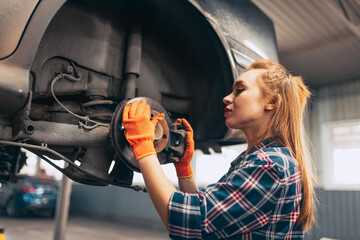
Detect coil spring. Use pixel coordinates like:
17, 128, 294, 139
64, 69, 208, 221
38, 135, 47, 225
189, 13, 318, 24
81, 99, 118, 122
0, 152, 11, 179
0, 146, 26, 183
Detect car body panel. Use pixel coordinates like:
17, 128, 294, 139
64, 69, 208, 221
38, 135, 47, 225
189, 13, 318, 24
0, 0, 40, 59
0, 0, 67, 117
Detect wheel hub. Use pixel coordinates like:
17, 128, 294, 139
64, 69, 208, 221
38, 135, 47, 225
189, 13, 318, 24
110, 97, 172, 172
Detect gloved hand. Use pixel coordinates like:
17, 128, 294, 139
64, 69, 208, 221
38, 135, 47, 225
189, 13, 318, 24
174, 118, 194, 178
122, 99, 164, 160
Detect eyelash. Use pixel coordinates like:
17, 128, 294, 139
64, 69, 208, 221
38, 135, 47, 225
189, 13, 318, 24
234, 88, 245, 95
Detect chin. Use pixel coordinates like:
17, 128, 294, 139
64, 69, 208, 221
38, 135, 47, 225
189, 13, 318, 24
225, 118, 243, 130
224, 119, 235, 129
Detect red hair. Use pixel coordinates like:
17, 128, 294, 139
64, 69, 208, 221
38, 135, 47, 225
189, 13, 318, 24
246, 59, 316, 230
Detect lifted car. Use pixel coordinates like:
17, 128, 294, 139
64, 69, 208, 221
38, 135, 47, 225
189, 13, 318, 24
0, 0, 278, 189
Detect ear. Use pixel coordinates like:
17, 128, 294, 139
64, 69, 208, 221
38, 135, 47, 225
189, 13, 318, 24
265, 95, 279, 111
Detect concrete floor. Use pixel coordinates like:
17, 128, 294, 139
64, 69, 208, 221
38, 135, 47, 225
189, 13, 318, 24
0, 215, 169, 240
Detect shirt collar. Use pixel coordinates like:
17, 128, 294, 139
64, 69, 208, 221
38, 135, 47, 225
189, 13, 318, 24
230, 136, 281, 168
246, 136, 280, 155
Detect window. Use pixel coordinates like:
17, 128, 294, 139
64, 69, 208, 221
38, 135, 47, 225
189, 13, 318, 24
195, 144, 247, 188
322, 120, 360, 190
20, 149, 64, 181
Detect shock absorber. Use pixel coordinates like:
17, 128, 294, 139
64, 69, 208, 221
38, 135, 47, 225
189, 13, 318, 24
123, 26, 142, 99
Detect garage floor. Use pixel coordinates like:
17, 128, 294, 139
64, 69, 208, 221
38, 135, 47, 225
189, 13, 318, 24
0, 216, 169, 240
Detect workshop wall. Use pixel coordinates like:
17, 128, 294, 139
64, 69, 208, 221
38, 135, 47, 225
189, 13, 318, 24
305, 78, 360, 240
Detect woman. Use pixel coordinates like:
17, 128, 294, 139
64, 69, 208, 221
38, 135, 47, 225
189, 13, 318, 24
122, 59, 316, 239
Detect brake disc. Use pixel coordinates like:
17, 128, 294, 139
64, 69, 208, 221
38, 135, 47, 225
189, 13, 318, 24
110, 97, 172, 172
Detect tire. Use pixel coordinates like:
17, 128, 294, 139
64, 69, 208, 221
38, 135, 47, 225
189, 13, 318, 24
5, 198, 21, 218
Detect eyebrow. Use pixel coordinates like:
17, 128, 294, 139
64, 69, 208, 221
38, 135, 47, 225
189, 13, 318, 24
232, 80, 247, 91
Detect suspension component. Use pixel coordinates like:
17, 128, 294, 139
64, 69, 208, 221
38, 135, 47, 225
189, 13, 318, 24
81, 98, 117, 122
0, 146, 26, 183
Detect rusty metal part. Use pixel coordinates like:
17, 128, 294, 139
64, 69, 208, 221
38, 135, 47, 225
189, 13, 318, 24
151, 109, 169, 153
167, 123, 187, 163
14, 120, 109, 147
110, 97, 172, 172
123, 26, 142, 100
110, 97, 188, 172
81, 99, 116, 108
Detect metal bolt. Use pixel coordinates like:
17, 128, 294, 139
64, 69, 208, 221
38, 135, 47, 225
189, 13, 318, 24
66, 65, 74, 74
24, 123, 35, 134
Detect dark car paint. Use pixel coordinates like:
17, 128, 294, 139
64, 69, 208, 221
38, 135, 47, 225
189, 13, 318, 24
0, 175, 58, 216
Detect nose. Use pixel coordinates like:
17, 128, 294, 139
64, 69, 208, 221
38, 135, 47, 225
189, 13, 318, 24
223, 93, 232, 105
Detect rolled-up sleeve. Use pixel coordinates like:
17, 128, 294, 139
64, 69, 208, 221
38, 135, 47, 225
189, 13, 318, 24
168, 191, 205, 239
168, 164, 283, 239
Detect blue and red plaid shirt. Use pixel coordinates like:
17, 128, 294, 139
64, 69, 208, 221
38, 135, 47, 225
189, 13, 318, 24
168, 137, 304, 239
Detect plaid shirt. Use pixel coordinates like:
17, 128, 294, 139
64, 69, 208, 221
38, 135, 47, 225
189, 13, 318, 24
168, 137, 304, 239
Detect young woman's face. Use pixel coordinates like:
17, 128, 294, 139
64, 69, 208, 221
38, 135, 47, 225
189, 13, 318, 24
223, 69, 269, 130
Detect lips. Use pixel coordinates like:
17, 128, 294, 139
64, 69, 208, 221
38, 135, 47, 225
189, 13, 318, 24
224, 107, 231, 116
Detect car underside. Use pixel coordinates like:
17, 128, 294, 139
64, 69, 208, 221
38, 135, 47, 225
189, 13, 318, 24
0, 0, 277, 188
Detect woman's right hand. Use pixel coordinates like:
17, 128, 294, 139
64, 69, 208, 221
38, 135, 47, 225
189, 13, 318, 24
174, 118, 194, 178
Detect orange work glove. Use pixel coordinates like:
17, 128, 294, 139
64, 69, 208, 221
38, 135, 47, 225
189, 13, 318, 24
122, 99, 164, 160
174, 118, 194, 178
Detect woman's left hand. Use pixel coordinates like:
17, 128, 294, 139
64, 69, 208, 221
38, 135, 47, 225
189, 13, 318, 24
174, 118, 194, 178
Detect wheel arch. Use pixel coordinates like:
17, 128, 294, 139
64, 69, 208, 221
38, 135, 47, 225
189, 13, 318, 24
28, 0, 236, 141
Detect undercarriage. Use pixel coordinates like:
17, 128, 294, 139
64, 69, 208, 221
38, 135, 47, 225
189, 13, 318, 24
0, 0, 277, 187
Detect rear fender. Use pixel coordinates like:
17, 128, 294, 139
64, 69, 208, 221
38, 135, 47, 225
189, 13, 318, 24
0, 0, 66, 117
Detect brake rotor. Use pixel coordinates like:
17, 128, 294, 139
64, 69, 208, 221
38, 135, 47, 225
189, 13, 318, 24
110, 97, 171, 172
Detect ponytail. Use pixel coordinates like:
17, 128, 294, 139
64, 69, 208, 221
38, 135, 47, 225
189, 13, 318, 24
246, 60, 316, 231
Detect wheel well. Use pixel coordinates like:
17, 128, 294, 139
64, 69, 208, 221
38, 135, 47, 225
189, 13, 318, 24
31, 0, 233, 141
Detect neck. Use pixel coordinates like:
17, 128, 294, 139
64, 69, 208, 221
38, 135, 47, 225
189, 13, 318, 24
243, 131, 272, 153
242, 120, 273, 153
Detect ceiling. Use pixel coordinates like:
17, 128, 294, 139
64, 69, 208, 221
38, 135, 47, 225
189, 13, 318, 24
251, 0, 360, 88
